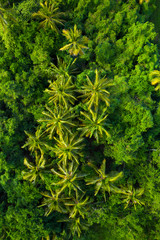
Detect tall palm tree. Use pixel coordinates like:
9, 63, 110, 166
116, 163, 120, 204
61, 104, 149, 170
47, 56, 77, 80
39, 187, 67, 216
51, 161, 85, 196
86, 159, 123, 201
117, 184, 145, 210
60, 24, 89, 56
45, 77, 77, 108
61, 217, 88, 238
22, 127, 46, 154
22, 152, 47, 183
32, 0, 65, 33
54, 133, 84, 165
150, 70, 160, 91
65, 192, 91, 219
38, 106, 76, 139
79, 69, 113, 110
78, 109, 110, 143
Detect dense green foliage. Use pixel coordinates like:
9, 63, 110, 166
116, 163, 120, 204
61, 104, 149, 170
1, 0, 160, 239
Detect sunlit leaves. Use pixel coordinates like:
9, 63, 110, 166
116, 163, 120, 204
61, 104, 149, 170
117, 184, 145, 210
150, 70, 160, 91
41, 234, 62, 240
45, 77, 77, 108
1, 0, 155, 239
79, 69, 113, 110
78, 109, 110, 143
60, 24, 89, 56
32, 0, 65, 32
54, 134, 84, 165
51, 161, 85, 196
39, 187, 67, 216
47, 56, 77, 80
38, 106, 76, 139
139, 0, 150, 4
65, 192, 91, 219
22, 127, 46, 154
61, 217, 88, 238
22, 152, 46, 183
86, 159, 123, 201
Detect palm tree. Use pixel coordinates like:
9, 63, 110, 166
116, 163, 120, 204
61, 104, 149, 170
65, 192, 91, 219
78, 109, 110, 143
54, 133, 84, 165
60, 24, 89, 56
38, 106, 76, 139
39, 187, 67, 216
79, 69, 113, 110
86, 159, 123, 201
61, 217, 88, 238
45, 77, 77, 108
150, 70, 160, 91
32, 0, 65, 33
22, 152, 47, 183
22, 127, 46, 154
117, 184, 145, 210
51, 161, 85, 196
47, 56, 77, 80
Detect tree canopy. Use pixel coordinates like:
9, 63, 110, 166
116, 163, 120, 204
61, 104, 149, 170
0, 0, 160, 239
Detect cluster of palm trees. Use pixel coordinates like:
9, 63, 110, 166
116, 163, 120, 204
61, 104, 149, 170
0, 0, 88, 59
22, 60, 116, 238
22, 61, 145, 237
19, 0, 146, 238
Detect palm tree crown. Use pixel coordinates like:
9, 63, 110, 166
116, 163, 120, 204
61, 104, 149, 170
62, 217, 88, 238
86, 159, 123, 201
79, 69, 113, 110
22, 152, 46, 183
47, 56, 76, 80
117, 184, 145, 210
51, 161, 85, 196
45, 77, 77, 108
32, 0, 65, 32
22, 127, 46, 154
60, 24, 89, 56
39, 187, 67, 216
65, 192, 91, 219
38, 106, 76, 139
54, 133, 84, 165
78, 109, 110, 143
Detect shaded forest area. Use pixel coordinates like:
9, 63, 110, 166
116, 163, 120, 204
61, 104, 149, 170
0, 0, 160, 239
